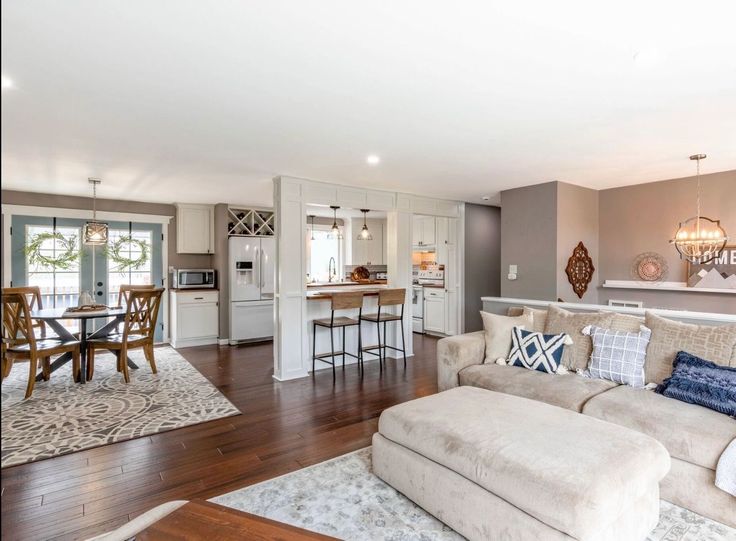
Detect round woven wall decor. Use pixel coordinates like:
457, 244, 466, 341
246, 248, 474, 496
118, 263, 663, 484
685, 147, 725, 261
631, 252, 668, 282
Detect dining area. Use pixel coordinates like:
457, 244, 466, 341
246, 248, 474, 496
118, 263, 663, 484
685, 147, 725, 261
1, 285, 164, 399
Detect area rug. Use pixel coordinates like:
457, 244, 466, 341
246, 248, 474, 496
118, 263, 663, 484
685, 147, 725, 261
1, 347, 240, 468
212, 447, 736, 541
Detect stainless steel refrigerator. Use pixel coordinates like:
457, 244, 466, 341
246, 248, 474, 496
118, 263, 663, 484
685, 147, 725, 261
229, 236, 275, 343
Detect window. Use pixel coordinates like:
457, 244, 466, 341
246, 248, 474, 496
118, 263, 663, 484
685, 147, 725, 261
25, 225, 81, 309
107, 229, 153, 306
308, 228, 342, 283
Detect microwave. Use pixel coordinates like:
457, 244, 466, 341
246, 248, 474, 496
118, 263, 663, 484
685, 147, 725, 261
172, 269, 216, 289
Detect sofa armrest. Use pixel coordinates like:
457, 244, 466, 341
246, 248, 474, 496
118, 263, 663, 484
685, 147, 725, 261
437, 331, 486, 392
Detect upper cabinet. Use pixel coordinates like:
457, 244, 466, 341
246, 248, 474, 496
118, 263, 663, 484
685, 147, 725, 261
351, 218, 385, 266
176, 203, 214, 254
412, 216, 436, 247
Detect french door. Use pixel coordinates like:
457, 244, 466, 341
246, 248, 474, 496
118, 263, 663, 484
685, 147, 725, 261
10, 216, 164, 341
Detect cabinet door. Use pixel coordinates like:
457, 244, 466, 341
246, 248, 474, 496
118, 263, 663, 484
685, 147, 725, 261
435, 217, 448, 246
179, 302, 218, 339
351, 235, 367, 265
177, 204, 213, 254
424, 297, 445, 333
412, 216, 423, 246
422, 217, 436, 245
365, 219, 383, 265
444, 243, 458, 335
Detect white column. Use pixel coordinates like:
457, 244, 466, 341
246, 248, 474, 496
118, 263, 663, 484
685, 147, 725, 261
385, 210, 414, 358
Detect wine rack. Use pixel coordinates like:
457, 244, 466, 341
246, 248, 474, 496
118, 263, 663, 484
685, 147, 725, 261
227, 208, 275, 237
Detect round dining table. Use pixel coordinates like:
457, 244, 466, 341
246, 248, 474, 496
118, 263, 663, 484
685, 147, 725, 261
30, 307, 138, 383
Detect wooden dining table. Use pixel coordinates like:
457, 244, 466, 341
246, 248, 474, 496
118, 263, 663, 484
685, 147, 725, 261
30, 307, 138, 383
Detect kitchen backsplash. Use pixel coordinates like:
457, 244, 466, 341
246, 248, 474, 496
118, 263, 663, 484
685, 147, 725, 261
343, 264, 387, 280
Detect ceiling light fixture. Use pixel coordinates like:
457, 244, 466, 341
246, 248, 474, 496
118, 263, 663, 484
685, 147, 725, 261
1, 76, 14, 89
366, 154, 380, 166
481, 195, 490, 201
328, 206, 343, 240
669, 154, 728, 264
356, 209, 373, 241
308, 214, 316, 241
83, 178, 109, 245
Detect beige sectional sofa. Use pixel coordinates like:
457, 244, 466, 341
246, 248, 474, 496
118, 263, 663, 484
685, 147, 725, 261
437, 308, 736, 528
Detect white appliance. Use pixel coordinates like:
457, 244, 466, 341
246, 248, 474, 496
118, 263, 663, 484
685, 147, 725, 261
229, 236, 275, 343
412, 285, 424, 333
416, 265, 445, 286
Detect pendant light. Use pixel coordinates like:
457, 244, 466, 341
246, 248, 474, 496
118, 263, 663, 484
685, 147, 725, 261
83, 178, 109, 245
308, 214, 316, 241
328, 206, 343, 239
356, 209, 373, 240
670, 154, 728, 264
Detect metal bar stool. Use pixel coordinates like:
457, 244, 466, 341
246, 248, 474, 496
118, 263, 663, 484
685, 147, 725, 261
360, 288, 407, 369
312, 291, 364, 379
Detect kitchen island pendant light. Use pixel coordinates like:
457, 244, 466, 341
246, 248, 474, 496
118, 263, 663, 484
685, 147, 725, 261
669, 154, 729, 264
83, 178, 108, 245
328, 206, 343, 240
308, 214, 316, 241
356, 209, 373, 240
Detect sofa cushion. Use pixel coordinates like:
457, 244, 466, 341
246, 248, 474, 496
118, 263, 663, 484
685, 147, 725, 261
608, 313, 645, 333
480, 311, 532, 364
378, 387, 670, 541
507, 306, 547, 332
459, 363, 618, 412
544, 305, 615, 371
583, 385, 736, 470
644, 312, 736, 384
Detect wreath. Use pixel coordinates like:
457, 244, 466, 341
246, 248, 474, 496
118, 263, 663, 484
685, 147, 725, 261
106, 235, 150, 271
24, 231, 80, 270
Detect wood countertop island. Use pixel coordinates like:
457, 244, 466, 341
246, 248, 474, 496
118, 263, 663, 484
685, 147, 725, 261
306, 284, 387, 300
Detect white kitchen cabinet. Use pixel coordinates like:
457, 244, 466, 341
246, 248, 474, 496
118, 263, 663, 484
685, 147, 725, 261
176, 203, 214, 254
412, 216, 436, 247
351, 218, 385, 265
423, 288, 446, 334
170, 290, 219, 348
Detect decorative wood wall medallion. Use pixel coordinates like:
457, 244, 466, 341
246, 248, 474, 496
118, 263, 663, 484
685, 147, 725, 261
565, 241, 595, 299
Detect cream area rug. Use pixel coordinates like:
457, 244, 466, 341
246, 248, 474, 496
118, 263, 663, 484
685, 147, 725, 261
1, 347, 240, 468
212, 447, 736, 541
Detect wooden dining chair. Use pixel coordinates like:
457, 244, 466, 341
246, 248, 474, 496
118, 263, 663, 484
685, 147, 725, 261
1, 291, 81, 398
4, 286, 48, 338
86, 288, 164, 383
116, 284, 155, 308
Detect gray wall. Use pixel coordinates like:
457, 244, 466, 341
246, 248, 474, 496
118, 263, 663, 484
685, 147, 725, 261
213, 203, 230, 339
464, 204, 501, 331
556, 182, 599, 304
598, 170, 736, 313
500, 182, 558, 301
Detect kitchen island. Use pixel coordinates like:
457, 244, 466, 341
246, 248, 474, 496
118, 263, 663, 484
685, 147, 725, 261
306, 283, 394, 371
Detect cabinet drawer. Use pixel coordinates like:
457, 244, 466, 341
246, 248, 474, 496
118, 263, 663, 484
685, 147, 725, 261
174, 291, 219, 305
424, 288, 445, 299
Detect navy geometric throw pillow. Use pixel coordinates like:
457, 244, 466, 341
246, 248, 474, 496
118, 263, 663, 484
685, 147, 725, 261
656, 351, 736, 417
508, 327, 570, 374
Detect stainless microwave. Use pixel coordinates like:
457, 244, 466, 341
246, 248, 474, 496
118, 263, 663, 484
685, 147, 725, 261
172, 269, 216, 289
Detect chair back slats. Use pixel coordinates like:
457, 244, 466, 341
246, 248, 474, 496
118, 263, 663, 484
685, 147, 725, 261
378, 288, 406, 307
331, 291, 364, 311
122, 288, 164, 340
117, 284, 155, 308
1, 292, 36, 350
4, 286, 45, 337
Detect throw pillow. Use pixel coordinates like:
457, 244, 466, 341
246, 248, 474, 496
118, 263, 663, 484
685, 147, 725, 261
583, 324, 651, 388
507, 307, 547, 332
607, 313, 645, 333
544, 306, 615, 371
507, 326, 572, 374
656, 351, 736, 417
644, 312, 736, 385
480, 311, 532, 364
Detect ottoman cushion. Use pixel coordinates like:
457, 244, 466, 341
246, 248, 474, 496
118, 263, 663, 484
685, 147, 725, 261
378, 386, 670, 540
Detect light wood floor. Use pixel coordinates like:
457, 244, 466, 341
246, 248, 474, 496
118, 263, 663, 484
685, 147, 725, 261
1, 334, 439, 540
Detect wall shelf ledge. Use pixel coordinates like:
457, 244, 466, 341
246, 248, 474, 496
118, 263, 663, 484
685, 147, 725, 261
602, 280, 736, 295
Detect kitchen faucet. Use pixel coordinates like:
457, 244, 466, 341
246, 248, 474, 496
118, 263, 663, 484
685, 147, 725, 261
328, 257, 337, 282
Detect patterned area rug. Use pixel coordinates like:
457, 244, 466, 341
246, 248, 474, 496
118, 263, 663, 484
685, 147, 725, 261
1, 347, 240, 468
212, 447, 736, 541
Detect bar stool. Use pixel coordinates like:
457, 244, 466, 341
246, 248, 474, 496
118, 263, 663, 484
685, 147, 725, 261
360, 288, 407, 368
312, 291, 364, 379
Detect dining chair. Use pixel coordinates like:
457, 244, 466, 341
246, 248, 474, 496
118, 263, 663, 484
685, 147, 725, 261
4, 286, 48, 338
86, 288, 164, 383
116, 284, 155, 308
1, 291, 81, 398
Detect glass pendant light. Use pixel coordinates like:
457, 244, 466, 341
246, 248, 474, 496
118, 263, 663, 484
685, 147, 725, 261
308, 214, 316, 241
328, 206, 343, 239
669, 154, 729, 264
356, 209, 373, 240
83, 178, 109, 245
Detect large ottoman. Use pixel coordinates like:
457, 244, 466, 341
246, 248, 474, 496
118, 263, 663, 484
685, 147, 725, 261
372, 386, 671, 541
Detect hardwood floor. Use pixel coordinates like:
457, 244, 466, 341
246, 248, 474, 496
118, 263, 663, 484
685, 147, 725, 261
1, 334, 439, 541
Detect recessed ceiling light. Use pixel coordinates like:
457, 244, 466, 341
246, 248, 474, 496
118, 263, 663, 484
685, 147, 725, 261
1, 76, 14, 90
366, 154, 380, 166
481, 195, 490, 201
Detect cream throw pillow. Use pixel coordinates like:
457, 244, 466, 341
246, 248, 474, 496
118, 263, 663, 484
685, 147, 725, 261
544, 305, 615, 371
480, 311, 533, 364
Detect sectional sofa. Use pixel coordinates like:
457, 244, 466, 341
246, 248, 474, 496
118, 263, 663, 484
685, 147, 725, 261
437, 305, 736, 528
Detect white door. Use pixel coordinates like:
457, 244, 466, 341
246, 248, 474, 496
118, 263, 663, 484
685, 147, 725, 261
424, 295, 445, 333
229, 237, 261, 301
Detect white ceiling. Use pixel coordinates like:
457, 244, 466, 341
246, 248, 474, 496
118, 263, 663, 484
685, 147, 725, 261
2, 1, 735, 208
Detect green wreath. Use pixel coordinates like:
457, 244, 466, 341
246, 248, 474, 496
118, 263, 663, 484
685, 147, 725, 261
24, 231, 80, 270
106, 235, 150, 271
